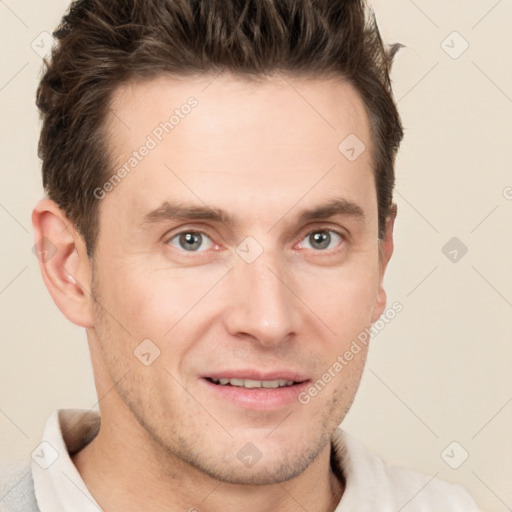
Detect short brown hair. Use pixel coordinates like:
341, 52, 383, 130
36, 0, 404, 256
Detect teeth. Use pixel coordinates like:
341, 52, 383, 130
244, 379, 262, 388
212, 378, 295, 388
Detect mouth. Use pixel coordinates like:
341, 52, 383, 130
205, 377, 305, 389
201, 372, 310, 410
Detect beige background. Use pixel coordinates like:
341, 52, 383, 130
1, 0, 511, 510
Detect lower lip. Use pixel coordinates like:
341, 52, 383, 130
201, 378, 310, 411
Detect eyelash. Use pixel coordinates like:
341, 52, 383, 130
165, 226, 346, 255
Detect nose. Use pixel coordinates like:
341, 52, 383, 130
222, 246, 302, 347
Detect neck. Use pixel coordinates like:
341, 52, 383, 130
71, 405, 344, 512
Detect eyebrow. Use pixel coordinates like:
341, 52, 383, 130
140, 197, 365, 230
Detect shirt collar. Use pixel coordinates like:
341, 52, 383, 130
32, 409, 102, 512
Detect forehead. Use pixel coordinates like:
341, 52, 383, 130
107, 72, 372, 152
101, 73, 376, 229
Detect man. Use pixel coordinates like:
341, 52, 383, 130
2, 0, 480, 510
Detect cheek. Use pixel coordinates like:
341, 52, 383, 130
300, 258, 380, 334
98, 261, 225, 340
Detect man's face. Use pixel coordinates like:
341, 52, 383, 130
89, 73, 389, 484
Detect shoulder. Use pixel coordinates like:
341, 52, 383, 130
332, 429, 480, 512
0, 462, 40, 512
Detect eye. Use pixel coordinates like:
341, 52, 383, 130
299, 229, 344, 251
167, 231, 214, 252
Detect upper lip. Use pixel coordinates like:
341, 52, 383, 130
204, 370, 310, 383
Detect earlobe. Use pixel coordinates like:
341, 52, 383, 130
371, 205, 397, 324
32, 199, 95, 328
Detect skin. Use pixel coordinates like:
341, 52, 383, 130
33, 73, 395, 512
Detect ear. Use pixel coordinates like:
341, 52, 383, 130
32, 199, 94, 328
370, 204, 397, 324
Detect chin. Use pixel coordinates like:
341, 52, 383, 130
182, 435, 329, 486
195, 459, 311, 486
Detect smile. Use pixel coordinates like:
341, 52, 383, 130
202, 373, 310, 411
207, 377, 297, 388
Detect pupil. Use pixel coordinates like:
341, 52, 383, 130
311, 231, 330, 250
180, 232, 201, 251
